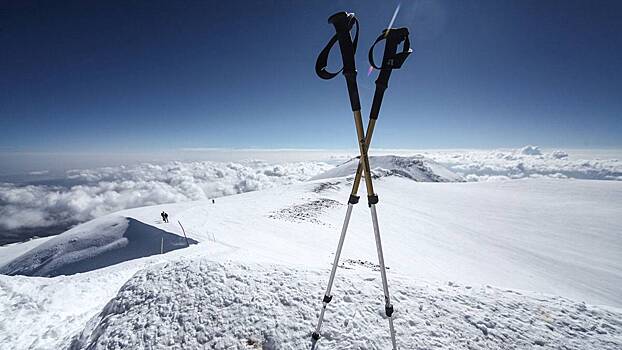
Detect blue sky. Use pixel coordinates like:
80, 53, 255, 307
1, 0, 621, 152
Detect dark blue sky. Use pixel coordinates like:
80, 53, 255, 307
1, 0, 621, 152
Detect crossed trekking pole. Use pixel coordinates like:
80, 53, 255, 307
311, 12, 412, 349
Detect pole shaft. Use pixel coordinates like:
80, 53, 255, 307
370, 204, 397, 349
325, 203, 354, 296
370, 205, 390, 299
352, 110, 376, 197
314, 202, 355, 335
350, 118, 376, 197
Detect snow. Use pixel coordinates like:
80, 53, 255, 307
1, 153, 621, 349
0, 266, 138, 349
0, 236, 54, 267
0, 216, 197, 277
103, 176, 622, 308
71, 259, 622, 349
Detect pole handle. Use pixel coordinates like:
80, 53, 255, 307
368, 27, 413, 120
315, 12, 359, 80
368, 27, 412, 72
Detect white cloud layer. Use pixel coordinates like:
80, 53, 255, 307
0, 160, 333, 232
422, 148, 622, 182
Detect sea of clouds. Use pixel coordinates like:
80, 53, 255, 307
1, 147, 620, 242
0, 160, 333, 237
422, 146, 622, 182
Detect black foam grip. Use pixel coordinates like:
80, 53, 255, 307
315, 12, 359, 81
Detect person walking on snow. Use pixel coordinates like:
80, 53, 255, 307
161, 211, 169, 223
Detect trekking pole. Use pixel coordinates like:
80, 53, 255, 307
342, 27, 413, 208
312, 13, 412, 347
312, 11, 361, 341
359, 28, 412, 350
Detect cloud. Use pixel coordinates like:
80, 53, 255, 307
551, 150, 569, 159
425, 146, 622, 182
519, 145, 542, 156
0, 160, 333, 233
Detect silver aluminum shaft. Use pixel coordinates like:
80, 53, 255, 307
313, 109, 397, 349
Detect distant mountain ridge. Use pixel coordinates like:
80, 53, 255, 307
311, 155, 464, 182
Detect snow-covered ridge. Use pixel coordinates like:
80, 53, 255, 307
0, 216, 196, 277
71, 259, 622, 349
311, 155, 464, 182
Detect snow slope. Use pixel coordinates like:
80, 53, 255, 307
0, 216, 196, 277
0, 236, 55, 267
85, 176, 620, 307
71, 259, 622, 349
1, 161, 621, 349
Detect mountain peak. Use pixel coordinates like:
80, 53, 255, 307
311, 155, 463, 182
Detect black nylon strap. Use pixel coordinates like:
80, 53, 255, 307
315, 16, 359, 80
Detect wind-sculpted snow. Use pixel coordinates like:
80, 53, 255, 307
311, 155, 464, 182
0, 216, 197, 277
71, 259, 622, 350
0, 160, 332, 243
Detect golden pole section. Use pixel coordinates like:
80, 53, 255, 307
350, 118, 376, 197
352, 110, 376, 197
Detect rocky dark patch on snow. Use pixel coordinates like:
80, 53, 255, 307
337, 258, 390, 272
268, 198, 341, 225
70, 260, 622, 350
